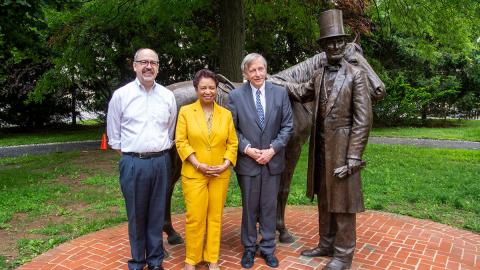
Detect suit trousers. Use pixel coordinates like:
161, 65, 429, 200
119, 153, 170, 270
182, 176, 230, 265
318, 194, 356, 262
238, 167, 281, 255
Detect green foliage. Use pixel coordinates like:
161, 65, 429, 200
0, 1, 82, 127
245, 0, 319, 71
373, 70, 463, 124
33, 0, 220, 116
370, 0, 479, 57
2, 0, 479, 127
0, 256, 6, 270
30, 0, 323, 116
362, 1, 480, 124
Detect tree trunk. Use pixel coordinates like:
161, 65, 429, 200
71, 85, 77, 126
218, 0, 245, 82
421, 105, 427, 123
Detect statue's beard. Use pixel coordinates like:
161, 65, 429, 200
326, 52, 345, 65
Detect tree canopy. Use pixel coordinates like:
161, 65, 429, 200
0, 0, 479, 127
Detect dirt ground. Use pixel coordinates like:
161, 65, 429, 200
0, 150, 120, 268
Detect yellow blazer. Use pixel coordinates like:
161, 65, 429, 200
175, 100, 238, 179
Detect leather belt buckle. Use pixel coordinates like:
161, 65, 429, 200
123, 150, 169, 159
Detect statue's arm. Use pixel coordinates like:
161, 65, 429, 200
269, 75, 316, 103
347, 69, 372, 160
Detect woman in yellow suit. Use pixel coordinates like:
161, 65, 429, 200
175, 69, 238, 270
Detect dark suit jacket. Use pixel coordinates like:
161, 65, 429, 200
227, 81, 293, 176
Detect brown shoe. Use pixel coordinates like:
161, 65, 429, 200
301, 246, 333, 257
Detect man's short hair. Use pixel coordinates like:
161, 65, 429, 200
241, 53, 267, 75
134, 48, 159, 61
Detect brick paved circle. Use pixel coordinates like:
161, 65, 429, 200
17, 206, 480, 270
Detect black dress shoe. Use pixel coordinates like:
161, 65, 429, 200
241, 250, 255, 269
148, 266, 164, 270
260, 252, 279, 268
301, 246, 333, 257
323, 258, 351, 270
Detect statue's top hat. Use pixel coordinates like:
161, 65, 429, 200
317, 9, 348, 42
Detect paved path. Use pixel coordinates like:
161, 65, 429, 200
17, 206, 480, 270
369, 137, 480, 150
0, 140, 101, 158
1, 137, 478, 158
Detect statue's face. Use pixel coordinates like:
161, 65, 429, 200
321, 37, 346, 65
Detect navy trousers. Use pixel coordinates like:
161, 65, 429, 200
119, 153, 170, 270
238, 167, 281, 255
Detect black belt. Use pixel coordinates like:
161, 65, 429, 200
122, 150, 169, 159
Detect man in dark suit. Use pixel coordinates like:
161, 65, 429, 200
285, 10, 373, 270
227, 53, 293, 269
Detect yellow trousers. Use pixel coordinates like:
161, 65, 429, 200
182, 176, 229, 265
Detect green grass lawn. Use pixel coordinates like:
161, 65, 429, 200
0, 143, 479, 269
370, 119, 480, 141
0, 151, 124, 269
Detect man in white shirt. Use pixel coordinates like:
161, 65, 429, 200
107, 48, 177, 270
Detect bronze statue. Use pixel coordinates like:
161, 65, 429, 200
274, 9, 376, 270
162, 31, 385, 247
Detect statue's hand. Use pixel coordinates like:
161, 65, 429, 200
333, 165, 349, 178
347, 158, 366, 175
333, 159, 366, 179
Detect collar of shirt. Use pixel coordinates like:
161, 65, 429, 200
250, 82, 266, 96
134, 78, 158, 92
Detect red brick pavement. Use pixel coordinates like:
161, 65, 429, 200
17, 206, 480, 270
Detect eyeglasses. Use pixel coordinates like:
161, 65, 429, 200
134, 60, 159, 67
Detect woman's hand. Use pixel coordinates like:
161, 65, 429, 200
194, 163, 210, 175
203, 160, 231, 177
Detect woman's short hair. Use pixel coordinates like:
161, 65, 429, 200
193, 69, 218, 89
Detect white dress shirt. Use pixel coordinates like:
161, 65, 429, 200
244, 82, 267, 153
250, 82, 266, 116
107, 78, 177, 153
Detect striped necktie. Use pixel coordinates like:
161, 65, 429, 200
255, 89, 265, 127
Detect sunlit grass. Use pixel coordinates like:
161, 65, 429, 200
371, 119, 480, 141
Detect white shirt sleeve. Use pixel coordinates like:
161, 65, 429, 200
106, 91, 122, 150
168, 94, 178, 143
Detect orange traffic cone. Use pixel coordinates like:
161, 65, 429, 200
100, 133, 108, 151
